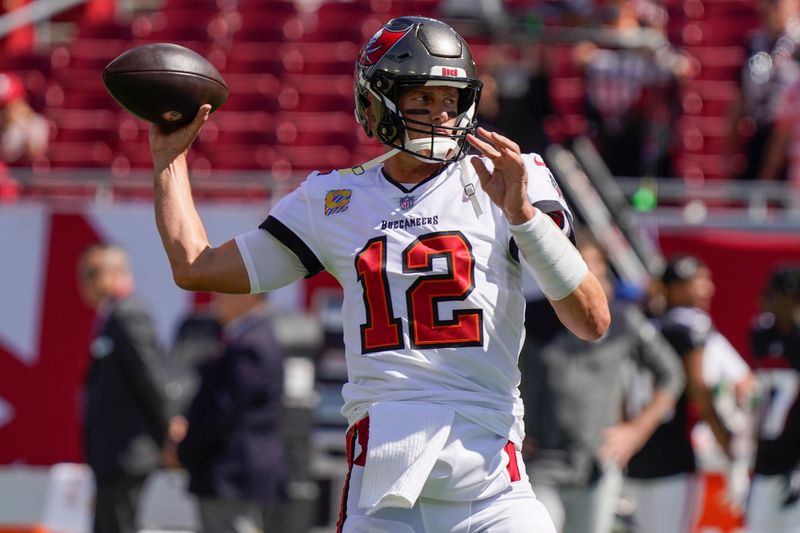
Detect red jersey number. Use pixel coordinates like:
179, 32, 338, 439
356, 231, 483, 353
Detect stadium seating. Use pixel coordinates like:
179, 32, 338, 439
1, 0, 769, 184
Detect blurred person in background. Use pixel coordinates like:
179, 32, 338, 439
0, 71, 48, 164
78, 243, 171, 533
174, 292, 287, 533
0, 71, 47, 200
520, 233, 684, 533
753, 73, 800, 213
163, 303, 223, 420
724, 0, 800, 181
476, 44, 555, 154
624, 255, 755, 533
573, 0, 690, 178
746, 264, 800, 532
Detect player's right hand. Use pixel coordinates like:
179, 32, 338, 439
149, 104, 211, 171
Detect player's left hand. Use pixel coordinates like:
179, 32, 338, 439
466, 127, 535, 225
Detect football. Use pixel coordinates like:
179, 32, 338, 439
103, 42, 228, 129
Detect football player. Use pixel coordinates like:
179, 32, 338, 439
747, 265, 800, 532
625, 256, 755, 533
148, 16, 609, 532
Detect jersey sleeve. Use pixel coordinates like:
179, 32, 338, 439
661, 313, 711, 357
235, 230, 308, 293
257, 176, 326, 277
507, 153, 575, 265
522, 153, 572, 235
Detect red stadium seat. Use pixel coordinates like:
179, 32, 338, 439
62, 91, 118, 111
163, 0, 223, 14
221, 90, 283, 113
60, 39, 134, 70
301, 16, 373, 44
206, 144, 278, 170
317, 0, 374, 18
216, 128, 277, 147
678, 18, 759, 47
385, 0, 441, 18
281, 73, 353, 99
117, 141, 156, 169
276, 144, 353, 173
45, 141, 114, 168
295, 92, 354, 113
77, 21, 134, 40
53, 125, 117, 145
237, 0, 297, 15
292, 41, 359, 76
225, 42, 286, 74
212, 110, 274, 135
273, 112, 357, 148
235, 13, 304, 42
279, 111, 353, 132
46, 108, 118, 131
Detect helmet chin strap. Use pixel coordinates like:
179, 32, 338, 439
337, 148, 401, 176
337, 135, 459, 175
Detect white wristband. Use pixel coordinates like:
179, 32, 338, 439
510, 212, 588, 301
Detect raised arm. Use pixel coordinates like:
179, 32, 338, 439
150, 104, 250, 293
466, 127, 610, 340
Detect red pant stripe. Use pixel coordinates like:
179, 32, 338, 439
505, 441, 521, 482
335, 424, 358, 533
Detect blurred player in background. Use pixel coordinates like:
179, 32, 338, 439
521, 234, 684, 533
624, 255, 754, 533
747, 264, 800, 531
78, 243, 170, 533
147, 15, 609, 533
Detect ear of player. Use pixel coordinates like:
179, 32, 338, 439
103, 42, 228, 130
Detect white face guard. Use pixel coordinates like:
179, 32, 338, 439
401, 132, 459, 162
396, 98, 477, 163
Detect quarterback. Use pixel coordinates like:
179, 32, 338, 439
149, 16, 610, 533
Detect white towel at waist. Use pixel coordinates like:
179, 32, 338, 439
358, 401, 455, 514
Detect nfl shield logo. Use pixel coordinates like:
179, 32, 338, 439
398, 195, 415, 210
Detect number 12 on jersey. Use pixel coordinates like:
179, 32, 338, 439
355, 231, 484, 353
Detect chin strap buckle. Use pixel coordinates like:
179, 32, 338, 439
338, 148, 400, 176
459, 157, 483, 217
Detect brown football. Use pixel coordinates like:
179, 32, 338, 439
103, 42, 228, 129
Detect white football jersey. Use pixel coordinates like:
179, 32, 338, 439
244, 153, 571, 444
